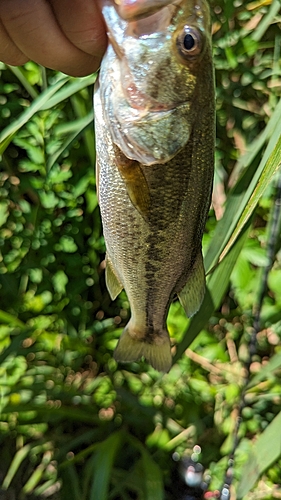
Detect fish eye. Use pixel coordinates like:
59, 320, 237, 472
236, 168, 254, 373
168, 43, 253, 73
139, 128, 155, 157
183, 33, 195, 50
176, 26, 203, 59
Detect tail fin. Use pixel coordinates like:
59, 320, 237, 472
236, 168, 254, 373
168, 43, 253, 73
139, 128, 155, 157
114, 322, 172, 373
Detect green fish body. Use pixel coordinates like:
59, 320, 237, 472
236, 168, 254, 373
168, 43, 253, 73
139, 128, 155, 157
95, 0, 215, 372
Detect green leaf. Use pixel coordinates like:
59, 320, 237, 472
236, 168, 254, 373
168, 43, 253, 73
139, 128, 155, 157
0, 310, 25, 328
34, 479, 59, 497
46, 111, 94, 170
225, 46, 238, 68
89, 432, 122, 500
39, 190, 59, 209
242, 37, 258, 57
2, 444, 31, 489
219, 133, 281, 265
23, 463, 45, 493
60, 464, 82, 500
230, 98, 281, 184
236, 411, 281, 498
128, 435, 164, 500
205, 99, 281, 274
72, 173, 92, 198
52, 270, 69, 294
14, 139, 45, 165
29, 268, 43, 284
0, 201, 9, 227
251, 0, 281, 42
248, 350, 281, 388
0, 75, 69, 154
40, 74, 97, 110
58, 236, 78, 253
140, 450, 164, 500
47, 164, 73, 184
71, 93, 96, 167
7, 65, 39, 99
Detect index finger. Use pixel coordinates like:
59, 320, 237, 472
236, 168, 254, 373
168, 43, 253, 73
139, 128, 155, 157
49, 0, 107, 58
0, 0, 107, 76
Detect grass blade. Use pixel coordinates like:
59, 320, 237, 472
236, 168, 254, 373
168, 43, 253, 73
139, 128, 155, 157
60, 464, 82, 500
140, 451, 163, 500
228, 98, 281, 186
40, 74, 97, 110
89, 432, 122, 500
236, 410, 281, 498
0, 76, 69, 154
71, 93, 96, 167
174, 219, 251, 362
252, 0, 281, 42
0, 310, 25, 327
128, 435, 164, 500
205, 100, 281, 274
7, 65, 39, 99
23, 463, 45, 494
248, 350, 281, 388
2, 444, 31, 489
219, 133, 281, 264
46, 111, 94, 170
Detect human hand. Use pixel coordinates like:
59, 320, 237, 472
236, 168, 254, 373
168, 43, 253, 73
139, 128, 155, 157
0, 0, 107, 76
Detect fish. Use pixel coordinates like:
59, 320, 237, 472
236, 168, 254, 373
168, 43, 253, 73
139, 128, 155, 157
94, 0, 215, 372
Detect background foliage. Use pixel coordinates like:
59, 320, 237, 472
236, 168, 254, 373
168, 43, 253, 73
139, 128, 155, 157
0, 0, 281, 498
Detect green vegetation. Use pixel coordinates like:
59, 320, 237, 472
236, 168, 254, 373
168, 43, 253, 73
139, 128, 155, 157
0, 0, 281, 498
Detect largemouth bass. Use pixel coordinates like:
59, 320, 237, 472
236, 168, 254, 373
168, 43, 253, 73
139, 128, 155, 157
95, 0, 215, 372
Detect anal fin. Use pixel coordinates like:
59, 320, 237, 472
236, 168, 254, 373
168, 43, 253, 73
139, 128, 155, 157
178, 251, 205, 317
105, 255, 123, 300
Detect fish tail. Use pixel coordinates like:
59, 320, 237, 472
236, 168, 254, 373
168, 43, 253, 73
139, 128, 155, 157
114, 322, 172, 373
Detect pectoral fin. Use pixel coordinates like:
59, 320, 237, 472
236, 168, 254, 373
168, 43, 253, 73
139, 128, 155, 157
114, 146, 150, 220
178, 251, 205, 317
105, 255, 123, 300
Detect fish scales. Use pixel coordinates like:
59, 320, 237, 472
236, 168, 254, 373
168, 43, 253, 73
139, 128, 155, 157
95, 0, 215, 372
